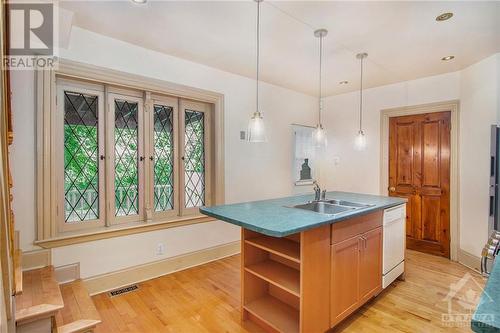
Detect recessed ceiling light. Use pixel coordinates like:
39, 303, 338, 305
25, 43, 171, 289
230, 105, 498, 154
339, 81, 349, 85
436, 12, 453, 21
441, 55, 455, 61
131, 0, 147, 3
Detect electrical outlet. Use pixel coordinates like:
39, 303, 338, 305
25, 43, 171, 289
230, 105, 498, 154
156, 243, 165, 256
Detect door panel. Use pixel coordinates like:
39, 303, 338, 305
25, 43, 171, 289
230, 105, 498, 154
358, 227, 382, 302
421, 195, 441, 242
389, 111, 450, 258
422, 121, 441, 187
330, 235, 359, 326
396, 123, 414, 186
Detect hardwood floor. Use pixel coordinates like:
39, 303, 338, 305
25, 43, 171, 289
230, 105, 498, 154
81, 250, 485, 333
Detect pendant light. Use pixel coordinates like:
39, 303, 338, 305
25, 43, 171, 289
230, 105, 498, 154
313, 29, 328, 148
355, 52, 368, 151
247, 0, 267, 142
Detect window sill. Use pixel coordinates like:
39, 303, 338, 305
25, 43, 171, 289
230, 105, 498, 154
34, 214, 216, 249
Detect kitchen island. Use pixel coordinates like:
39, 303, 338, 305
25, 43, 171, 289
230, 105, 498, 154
200, 191, 406, 333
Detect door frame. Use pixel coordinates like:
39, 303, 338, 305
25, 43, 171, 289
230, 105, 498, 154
380, 100, 459, 261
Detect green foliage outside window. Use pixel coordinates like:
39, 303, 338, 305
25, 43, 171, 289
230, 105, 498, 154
64, 113, 206, 219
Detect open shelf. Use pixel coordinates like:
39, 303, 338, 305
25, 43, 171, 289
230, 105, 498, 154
245, 260, 300, 297
244, 295, 299, 333
245, 235, 300, 263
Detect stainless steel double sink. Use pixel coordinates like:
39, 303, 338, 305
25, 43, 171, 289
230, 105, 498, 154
289, 199, 375, 216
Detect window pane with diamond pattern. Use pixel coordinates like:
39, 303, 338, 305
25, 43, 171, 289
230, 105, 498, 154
154, 105, 174, 212
184, 110, 205, 208
64, 91, 100, 223
114, 99, 139, 216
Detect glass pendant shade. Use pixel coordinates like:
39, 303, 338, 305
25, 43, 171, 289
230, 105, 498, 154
354, 130, 367, 151
247, 0, 266, 143
312, 29, 328, 149
313, 124, 327, 148
355, 52, 368, 151
248, 111, 267, 142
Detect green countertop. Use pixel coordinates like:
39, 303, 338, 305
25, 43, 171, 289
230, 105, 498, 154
472, 258, 500, 332
199, 191, 406, 237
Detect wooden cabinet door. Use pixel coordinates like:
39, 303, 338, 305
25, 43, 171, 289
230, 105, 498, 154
389, 112, 451, 258
358, 227, 382, 303
330, 235, 360, 327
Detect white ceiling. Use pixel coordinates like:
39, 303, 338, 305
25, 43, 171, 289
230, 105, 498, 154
60, 1, 500, 96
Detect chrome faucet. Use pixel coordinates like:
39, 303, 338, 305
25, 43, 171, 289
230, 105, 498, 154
313, 181, 321, 201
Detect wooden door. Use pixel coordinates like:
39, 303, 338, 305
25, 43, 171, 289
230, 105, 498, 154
389, 112, 451, 257
330, 235, 360, 326
358, 227, 382, 302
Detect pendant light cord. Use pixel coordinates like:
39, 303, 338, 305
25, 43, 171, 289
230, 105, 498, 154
256, 0, 260, 114
359, 55, 364, 132
318, 34, 323, 125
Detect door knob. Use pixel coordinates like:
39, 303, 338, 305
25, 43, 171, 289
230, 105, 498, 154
389, 187, 396, 192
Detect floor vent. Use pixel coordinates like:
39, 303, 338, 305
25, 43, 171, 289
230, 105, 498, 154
108, 284, 139, 297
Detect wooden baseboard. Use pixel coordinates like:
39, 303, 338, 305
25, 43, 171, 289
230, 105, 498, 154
457, 249, 481, 272
22, 249, 51, 271
83, 241, 241, 296
54, 263, 80, 284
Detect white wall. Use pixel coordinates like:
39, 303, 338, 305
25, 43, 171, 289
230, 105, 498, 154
10, 27, 317, 277
459, 54, 499, 256
321, 53, 500, 257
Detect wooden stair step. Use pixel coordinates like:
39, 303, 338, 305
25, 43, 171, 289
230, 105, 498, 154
15, 266, 64, 325
55, 319, 101, 333
55, 280, 101, 333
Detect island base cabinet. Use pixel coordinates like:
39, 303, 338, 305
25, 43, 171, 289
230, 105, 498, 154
241, 210, 383, 333
241, 226, 330, 333
330, 211, 383, 328
330, 236, 361, 325
359, 227, 383, 302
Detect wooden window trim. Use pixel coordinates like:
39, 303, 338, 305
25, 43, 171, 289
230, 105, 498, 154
149, 94, 180, 222
179, 99, 212, 216
56, 83, 106, 233
107, 92, 146, 225
36, 59, 225, 247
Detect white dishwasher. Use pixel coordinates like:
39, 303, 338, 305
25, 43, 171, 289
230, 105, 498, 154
382, 204, 406, 288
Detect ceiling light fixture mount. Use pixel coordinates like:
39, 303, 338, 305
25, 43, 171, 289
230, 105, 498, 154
339, 80, 349, 85
442, 55, 455, 61
247, 0, 267, 143
355, 52, 368, 151
436, 12, 453, 21
313, 28, 328, 148
131, 0, 147, 4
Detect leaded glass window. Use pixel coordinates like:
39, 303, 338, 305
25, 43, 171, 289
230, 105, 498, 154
184, 110, 205, 208
114, 99, 139, 216
56, 79, 217, 233
153, 104, 174, 212
64, 91, 100, 223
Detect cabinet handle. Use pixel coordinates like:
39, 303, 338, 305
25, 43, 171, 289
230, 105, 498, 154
360, 236, 367, 249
